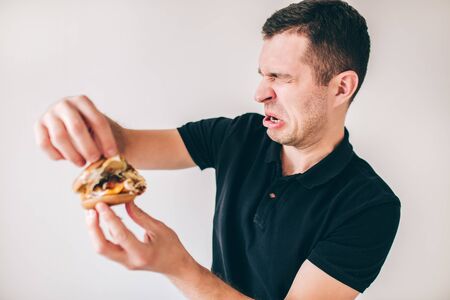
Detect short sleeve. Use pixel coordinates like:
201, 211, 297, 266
177, 117, 233, 170
307, 201, 401, 293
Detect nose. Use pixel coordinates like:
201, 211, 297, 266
254, 79, 276, 103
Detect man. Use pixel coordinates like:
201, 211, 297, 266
34, 0, 400, 299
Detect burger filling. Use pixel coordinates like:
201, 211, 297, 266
74, 155, 146, 199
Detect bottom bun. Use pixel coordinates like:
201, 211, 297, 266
81, 193, 136, 209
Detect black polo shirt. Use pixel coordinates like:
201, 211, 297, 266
177, 112, 401, 299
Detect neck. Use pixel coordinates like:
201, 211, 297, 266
281, 126, 345, 176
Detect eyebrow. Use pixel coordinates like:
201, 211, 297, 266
257, 68, 293, 79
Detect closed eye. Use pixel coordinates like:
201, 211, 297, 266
258, 68, 293, 82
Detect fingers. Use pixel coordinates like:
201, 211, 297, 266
43, 112, 86, 167
95, 202, 144, 255
67, 96, 118, 157
34, 95, 120, 167
57, 100, 101, 163
85, 209, 126, 263
125, 201, 163, 233
34, 121, 64, 161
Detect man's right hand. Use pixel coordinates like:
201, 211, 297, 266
34, 95, 123, 167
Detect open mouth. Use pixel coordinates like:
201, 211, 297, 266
269, 116, 280, 123
263, 114, 285, 128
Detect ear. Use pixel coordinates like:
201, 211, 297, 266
330, 70, 358, 108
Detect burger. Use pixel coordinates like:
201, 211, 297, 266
73, 154, 146, 209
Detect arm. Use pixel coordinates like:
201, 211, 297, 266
86, 201, 251, 299
34, 94, 196, 170
167, 260, 252, 299
121, 128, 196, 170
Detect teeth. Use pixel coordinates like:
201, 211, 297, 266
270, 116, 279, 123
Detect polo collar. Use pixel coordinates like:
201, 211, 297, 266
264, 127, 354, 189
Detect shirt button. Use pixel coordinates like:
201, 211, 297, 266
269, 192, 276, 199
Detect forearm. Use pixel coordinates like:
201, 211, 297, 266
120, 128, 196, 170
167, 258, 253, 300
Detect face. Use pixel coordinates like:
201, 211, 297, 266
255, 31, 331, 148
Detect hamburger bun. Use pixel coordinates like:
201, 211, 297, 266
80, 193, 136, 210
73, 154, 146, 209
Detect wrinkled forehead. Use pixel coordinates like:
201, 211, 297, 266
259, 32, 310, 74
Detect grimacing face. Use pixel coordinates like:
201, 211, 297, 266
255, 31, 332, 149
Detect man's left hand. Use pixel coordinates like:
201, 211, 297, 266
85, 200, 195, 277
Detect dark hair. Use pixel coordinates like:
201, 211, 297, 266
262, 0, 370, 103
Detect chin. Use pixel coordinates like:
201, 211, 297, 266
267, 128, 294, 145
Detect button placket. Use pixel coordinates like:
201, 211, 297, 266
253, 182, 284, 230
253, 161, 290, 230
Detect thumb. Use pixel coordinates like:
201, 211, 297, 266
126, 200, 161, 231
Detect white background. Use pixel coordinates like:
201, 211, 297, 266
0, 0, 449, 299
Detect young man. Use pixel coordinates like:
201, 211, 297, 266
35, 1, 400, 299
